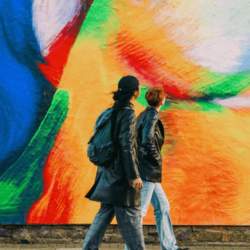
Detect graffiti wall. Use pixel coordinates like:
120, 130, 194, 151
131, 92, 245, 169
1, 0, 250, 224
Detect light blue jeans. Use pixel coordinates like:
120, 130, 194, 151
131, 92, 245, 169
83, 203, 145, 250
125, 181, 178, 250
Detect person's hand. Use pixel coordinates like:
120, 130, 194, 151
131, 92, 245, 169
131, 177, 143, 191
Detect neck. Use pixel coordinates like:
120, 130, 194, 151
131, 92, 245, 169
150, 105, 160, 112
130, 96, 136, 105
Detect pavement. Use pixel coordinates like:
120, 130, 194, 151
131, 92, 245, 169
0, 244, 250, 250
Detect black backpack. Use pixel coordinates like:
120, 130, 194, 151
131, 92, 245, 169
87, 108, 117, 167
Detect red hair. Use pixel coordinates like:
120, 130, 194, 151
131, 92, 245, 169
145, 87, 165, 107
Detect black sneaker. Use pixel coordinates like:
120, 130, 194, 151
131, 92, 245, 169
177, 248, 189, 250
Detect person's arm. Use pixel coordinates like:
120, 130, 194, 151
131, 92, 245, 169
141, 110, 161, 162
119, 109, 140, 182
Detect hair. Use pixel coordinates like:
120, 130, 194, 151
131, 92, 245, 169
145, 87, 165, 107
112, 90, 135, 107
112, 76, 139, 109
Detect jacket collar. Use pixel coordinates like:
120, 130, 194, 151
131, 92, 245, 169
146, 106, 158, 113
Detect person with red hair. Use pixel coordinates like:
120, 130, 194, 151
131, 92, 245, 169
132, 87, 188, 250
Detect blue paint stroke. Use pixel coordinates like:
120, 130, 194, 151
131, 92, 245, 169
0, 0, 55, 171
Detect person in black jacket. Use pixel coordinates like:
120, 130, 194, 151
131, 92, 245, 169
82, 76, 145, 250
134, 87, 188, 250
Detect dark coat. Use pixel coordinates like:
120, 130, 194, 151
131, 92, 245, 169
136, 106, 165, 183
85, 104, 141, 207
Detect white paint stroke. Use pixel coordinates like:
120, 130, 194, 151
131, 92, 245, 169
152, 0, 250, 73
214, 96, 250, 108
33, 0, 82, 56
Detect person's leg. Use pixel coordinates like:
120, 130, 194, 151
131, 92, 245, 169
82, 203, 115, 250
141, 181, 156, 218
115, 206, 145, 250
151, 183, 178, 250
124, 181, 155, 250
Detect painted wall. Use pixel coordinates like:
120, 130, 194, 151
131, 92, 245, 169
1, 0, 250, 224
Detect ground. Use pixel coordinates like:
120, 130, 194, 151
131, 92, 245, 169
0, 244, 250, 250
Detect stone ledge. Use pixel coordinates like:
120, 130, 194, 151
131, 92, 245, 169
0, 244, 250, 250
0, 225, 249, 245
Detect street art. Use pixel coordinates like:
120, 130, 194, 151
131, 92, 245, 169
1, 0, 250, 224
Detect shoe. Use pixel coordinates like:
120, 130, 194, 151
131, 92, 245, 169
177, 248, 189, 250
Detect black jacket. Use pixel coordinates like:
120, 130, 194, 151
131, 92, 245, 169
136, 106, 165, 182
86, 104, 141, 207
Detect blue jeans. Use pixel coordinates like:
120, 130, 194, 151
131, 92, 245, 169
142, 181, 178, 250
125, 181, 178, 250
83, 203, 145, 250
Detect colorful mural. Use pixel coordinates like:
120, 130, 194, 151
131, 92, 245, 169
1, 0, 250, 224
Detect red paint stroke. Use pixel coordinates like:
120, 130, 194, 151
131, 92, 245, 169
116, 31, 190, 99
39, 0, 94, 87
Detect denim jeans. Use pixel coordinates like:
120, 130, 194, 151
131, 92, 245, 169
143, 181, 178, 250
125, 181, 178, 250
82, 203, 145, 250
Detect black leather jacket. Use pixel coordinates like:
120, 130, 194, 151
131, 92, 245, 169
86, 104, 141, 207
136, 106, 164, 183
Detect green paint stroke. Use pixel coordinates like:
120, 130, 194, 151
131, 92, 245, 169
78, 0, 119, 46
0, 90, 69, 213
196, 71, 250, 98
137, 85, 148, 107
196, 101, 225, 112
162, 100, 225, 113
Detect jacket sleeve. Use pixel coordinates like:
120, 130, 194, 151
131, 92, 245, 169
141, 110, 161, 162
119, 109, 140, 181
